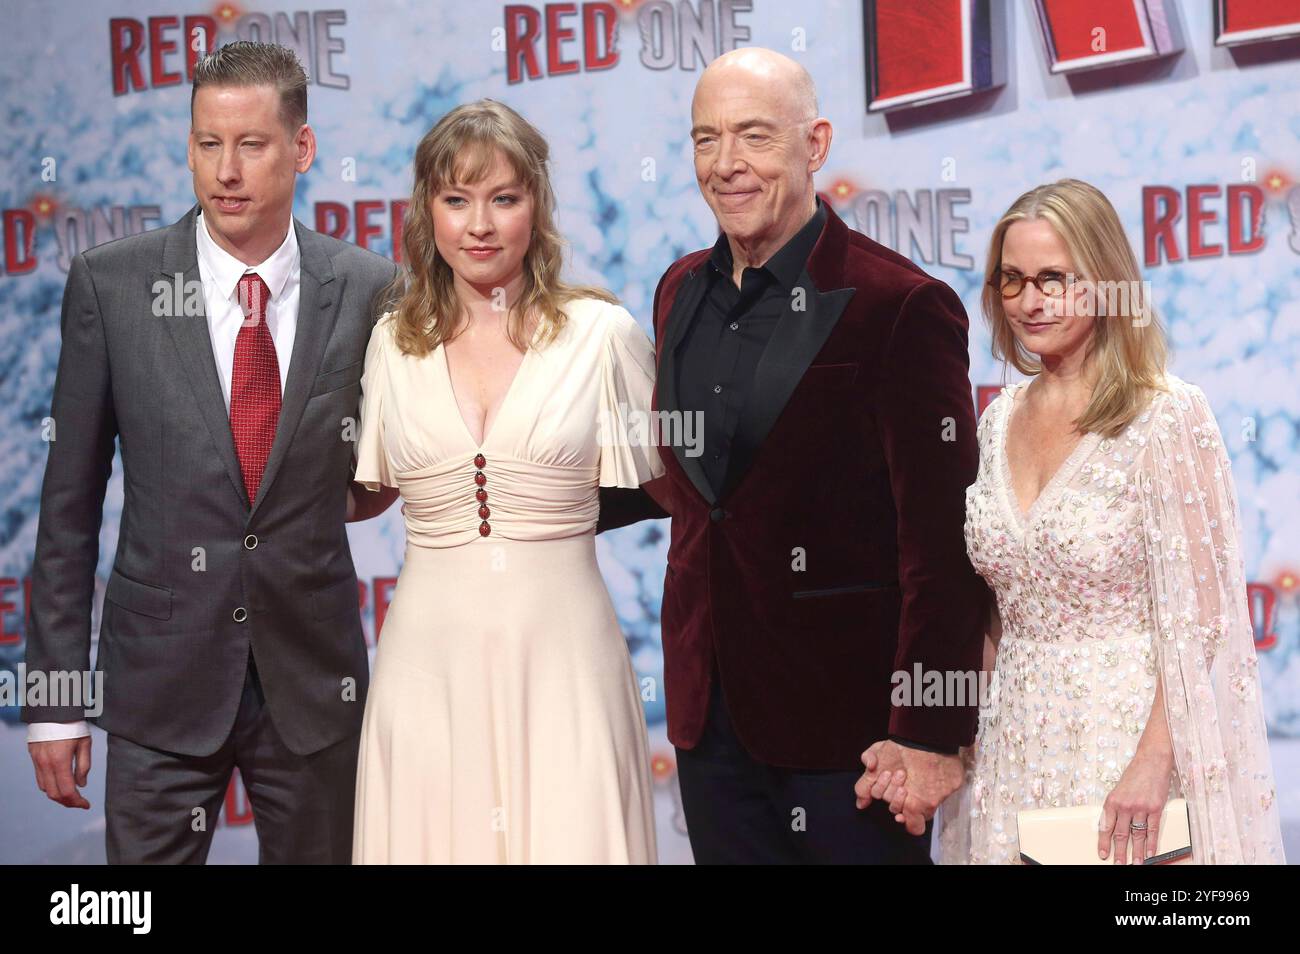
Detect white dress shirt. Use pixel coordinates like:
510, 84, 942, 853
28, 212, 300, 744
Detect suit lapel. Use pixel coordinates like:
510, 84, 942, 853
721, 273, 854, 499
160, 207, 345, 518
249, 220, 341, 519
657, 265, 717, 505
159, 205, 250, 509
720, 205, 858, 500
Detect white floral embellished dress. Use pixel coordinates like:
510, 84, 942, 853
938, 374, 1284, 864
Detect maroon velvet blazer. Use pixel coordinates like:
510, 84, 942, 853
651, 202, 989, 770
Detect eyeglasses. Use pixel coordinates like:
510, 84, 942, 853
988, 269, 1076, 299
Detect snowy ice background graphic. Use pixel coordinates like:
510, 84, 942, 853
1, 0, 1297, 862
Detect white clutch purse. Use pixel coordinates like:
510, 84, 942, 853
1016, 799, 1192, 865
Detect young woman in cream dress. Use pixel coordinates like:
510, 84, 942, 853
347, 100, 663, 864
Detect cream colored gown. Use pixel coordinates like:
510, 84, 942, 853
940, 374, 1284, 865
350, 298, 663, 864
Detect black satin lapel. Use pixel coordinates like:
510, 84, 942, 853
249, 227, 340, 519
159, 211, 251, 509
722, 274, 855, 498
657, 268, 717, 505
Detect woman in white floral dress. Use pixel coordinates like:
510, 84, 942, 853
934, 180, 1284, 864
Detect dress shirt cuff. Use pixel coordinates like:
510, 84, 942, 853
27, 721, 91, 743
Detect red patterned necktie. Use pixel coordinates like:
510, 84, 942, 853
230, 273, 281, 505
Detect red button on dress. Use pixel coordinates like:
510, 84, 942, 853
472, 455, 490, 535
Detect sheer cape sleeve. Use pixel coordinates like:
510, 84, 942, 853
1138, 378, 1284, 864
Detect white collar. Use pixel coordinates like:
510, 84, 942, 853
195, 210, 299, 302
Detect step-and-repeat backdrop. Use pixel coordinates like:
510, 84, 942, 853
2, 0, 1298, 863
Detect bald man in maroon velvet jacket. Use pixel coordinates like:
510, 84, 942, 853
633, 49, 988, 864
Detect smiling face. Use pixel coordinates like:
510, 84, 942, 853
690, 58, 828, 257
188, 83, 313, 263
430, 149, 534, 298
998, 218, 1096, 362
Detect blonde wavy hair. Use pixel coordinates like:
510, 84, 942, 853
982, 178, 1169, 438
386, 99, 616, 357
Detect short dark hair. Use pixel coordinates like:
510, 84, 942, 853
191, 41, 308, 132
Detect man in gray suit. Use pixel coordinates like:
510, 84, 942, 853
23, 41, 398, 863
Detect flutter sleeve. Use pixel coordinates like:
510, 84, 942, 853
353, 312, 395, 491
1137, 379, 1285, 864
597, 304, 666, 488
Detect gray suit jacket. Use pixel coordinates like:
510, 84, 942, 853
23, 204, 397, 757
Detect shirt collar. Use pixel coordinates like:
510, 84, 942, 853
196, 210, 298, 302
708, 196, 827, 292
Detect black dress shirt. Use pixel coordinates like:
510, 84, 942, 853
674, 198, 827, 494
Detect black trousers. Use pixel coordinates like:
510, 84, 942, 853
104, 651, 359, 864
675, 677, 933, 864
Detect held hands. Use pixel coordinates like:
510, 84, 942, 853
854, 739, 963, 836
1097, 747, 1174, 864
28, 736, 93, 809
